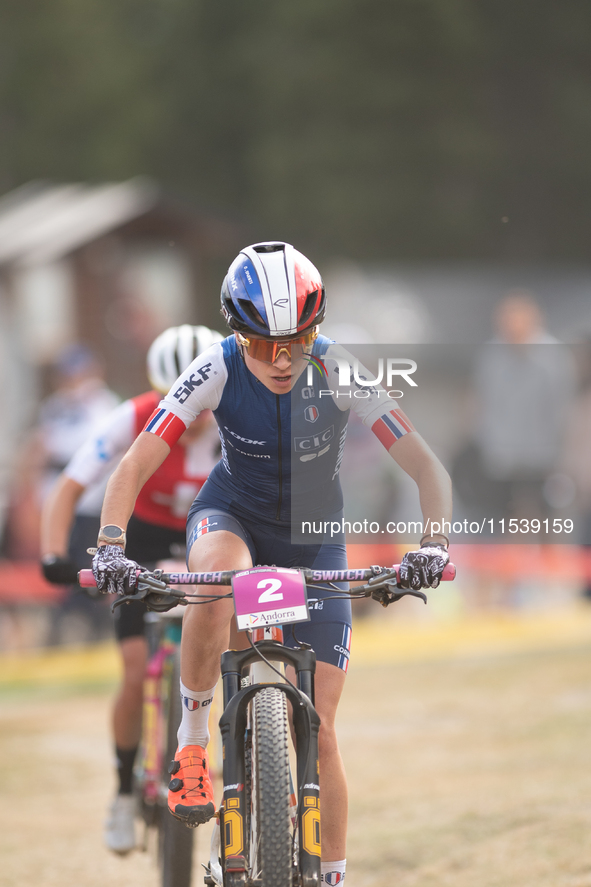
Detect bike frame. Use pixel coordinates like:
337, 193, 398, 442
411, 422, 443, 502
136, 612, 182, 814
135, 608, 198, 887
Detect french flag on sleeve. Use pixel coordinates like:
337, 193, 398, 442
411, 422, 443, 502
143, 408, 187, 447
371, 408, 414, 450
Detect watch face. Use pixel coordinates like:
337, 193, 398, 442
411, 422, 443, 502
103, 525, 123, 538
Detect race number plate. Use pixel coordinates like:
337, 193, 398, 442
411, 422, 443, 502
232, 567, 309, 632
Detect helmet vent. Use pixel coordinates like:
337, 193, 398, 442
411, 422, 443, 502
299, 290, 320, 329
238, 299, 266, 329
253, 243, 284, 253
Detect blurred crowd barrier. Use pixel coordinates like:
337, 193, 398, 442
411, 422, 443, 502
348, 543, 590, 621
0, 561, 113, 650
1, 544, 588, 653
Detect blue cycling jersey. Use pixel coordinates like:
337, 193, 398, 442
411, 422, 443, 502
145, 334, 413, 526
206, 335, 348, 523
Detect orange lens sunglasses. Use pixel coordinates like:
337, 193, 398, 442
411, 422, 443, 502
236, 327, 318, 363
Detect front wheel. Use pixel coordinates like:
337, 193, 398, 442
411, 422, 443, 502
247, 687, 292, 887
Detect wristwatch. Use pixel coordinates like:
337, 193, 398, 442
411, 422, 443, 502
97, 524, 127, 548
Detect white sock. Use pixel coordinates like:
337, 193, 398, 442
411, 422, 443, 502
176, 680, 216, 750
321, 859, 346, 884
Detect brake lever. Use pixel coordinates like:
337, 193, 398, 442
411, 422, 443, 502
111, 571, 184, 612
370, 580, 427, 608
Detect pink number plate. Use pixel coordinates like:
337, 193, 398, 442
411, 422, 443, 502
232, 567, 310, 632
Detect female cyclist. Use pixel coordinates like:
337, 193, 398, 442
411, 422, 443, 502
91, 242, 452, 884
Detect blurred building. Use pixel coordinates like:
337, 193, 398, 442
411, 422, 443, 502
0, 178, 243, 534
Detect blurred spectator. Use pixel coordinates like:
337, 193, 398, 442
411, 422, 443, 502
451, 290, 576, 609
3, 344, 119, 560
455, 290, 575, 527
37, 345, 121, 497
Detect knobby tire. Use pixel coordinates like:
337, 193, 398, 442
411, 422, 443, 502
249, 687, 292, 887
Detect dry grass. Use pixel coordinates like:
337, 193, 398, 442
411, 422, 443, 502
2, 638, 591, 886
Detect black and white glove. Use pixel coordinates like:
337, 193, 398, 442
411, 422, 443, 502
92, 545, 139, 595
41, 554, 79, 585
399, 544, 450, 590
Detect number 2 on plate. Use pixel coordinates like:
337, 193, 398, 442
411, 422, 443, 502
257, 578, 283, 603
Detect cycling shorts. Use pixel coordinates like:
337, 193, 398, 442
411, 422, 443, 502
113, 515, 186, 642
186, 502, 352, 672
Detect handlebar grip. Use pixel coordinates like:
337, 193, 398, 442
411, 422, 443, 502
78, 568, 146, 588
78, 569, 97, 587
392, 562, 456, 582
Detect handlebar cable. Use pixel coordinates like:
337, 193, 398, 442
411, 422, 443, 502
180, 592, 233, 604
245, 630, 298, 692
289, 622, 313, 651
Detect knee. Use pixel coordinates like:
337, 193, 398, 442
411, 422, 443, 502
318, 720, 339, 758
182, 596, 234, 635
187, 531, 252, 574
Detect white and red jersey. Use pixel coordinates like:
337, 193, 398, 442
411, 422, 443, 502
65, 391, 220, 531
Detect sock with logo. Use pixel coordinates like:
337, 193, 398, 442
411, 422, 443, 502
321, 860, 346, 884
176, 680, 216, 750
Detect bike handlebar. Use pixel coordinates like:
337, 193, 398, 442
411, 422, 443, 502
78, 563, 456, 589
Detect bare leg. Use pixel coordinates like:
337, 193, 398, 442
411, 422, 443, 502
113, 636, 147, 748
182, 531, 252, 691
313, 660, 348, 863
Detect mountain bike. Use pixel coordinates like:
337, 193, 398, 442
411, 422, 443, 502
80, 560, 455, 887
135, 605, 195, 887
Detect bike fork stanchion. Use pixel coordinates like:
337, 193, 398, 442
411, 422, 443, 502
291, 693, 321, 887
292, 658, 321, 887
217, 650, 249, 884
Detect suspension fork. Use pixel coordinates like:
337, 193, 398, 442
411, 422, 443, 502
218, 644, 321, 886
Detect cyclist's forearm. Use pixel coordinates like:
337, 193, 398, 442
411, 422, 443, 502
100, 433, 170, 533
41, 475, 85, 557
414, 458, 453, 539
388, 432, 453, 539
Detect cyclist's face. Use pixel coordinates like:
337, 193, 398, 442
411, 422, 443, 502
238, 334, 308, 394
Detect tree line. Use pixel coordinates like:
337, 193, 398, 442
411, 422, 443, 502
1, 0, 590, 262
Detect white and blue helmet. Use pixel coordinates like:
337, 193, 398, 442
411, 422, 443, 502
220, 242, 326, 338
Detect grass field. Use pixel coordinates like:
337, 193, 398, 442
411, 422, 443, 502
2, 610, 591, 886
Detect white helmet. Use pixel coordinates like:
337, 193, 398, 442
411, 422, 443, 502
147, 325, 223, 394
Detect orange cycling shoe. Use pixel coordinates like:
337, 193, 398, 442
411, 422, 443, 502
167, 745, 216, 826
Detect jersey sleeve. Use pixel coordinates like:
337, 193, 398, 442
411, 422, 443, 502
322, 344, 415, 449
64, 399, 136, 488
142, 343, 227, 448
